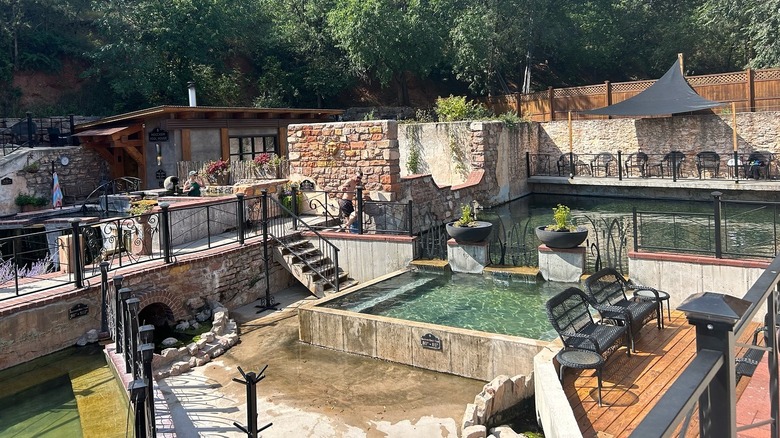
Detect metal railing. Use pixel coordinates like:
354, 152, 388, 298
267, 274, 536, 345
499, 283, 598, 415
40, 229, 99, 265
633, 254, 779, 437
634, 192, 780, 260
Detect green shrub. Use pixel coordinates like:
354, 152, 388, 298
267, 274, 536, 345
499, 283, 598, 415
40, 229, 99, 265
435, 95, 492, 122
15, 193, 48, 207
497, 111, 523, 128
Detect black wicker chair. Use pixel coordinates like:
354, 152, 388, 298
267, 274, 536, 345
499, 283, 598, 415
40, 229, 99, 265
590, 152, 614, 177
695, 151, 720, 178
545, 287, 630, 360
583, 268, 662, 352
556, 153, 590, 176
624, 152, 648, 177
650, 151, 685, 178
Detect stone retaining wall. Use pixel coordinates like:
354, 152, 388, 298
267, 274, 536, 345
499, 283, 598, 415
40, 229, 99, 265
0, 240, 293, 371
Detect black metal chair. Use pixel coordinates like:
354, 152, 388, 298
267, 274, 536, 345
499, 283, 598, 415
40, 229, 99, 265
624, 152, 648, 177
695, 151, 720, 178
650, 151, 685, 178
583, 268, 661, 352
556, 153, 590, 176
590, 152, 614, 177
545, 287, 630, 360
47, 127, 68, 146
745, 151, 770, 179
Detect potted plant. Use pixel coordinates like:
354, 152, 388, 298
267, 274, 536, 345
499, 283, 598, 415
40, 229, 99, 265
445, 204, 493, 243
205, 158, 231, 185
535, 204, 589, 248
22, 162, 40, 173
128, 199, 158, 255
279, 183, 303, 214
15, 193, 48, 212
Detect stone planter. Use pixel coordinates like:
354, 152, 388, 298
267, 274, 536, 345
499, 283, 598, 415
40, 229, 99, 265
535, 226, 589, 249
446, 221, 494, 243
131, 214, 154, 255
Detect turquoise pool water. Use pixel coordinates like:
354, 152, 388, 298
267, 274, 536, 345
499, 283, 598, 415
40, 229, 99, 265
323, 270, 574, 341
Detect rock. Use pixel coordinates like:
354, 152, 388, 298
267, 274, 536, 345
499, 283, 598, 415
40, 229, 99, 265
86, 329, 99, 343
212, 321, 226, 336
186, 297, 205, 310
196, 338, 208, 349
169, 367, 181, 377
75, 334, 88, 347
161, 348, 180, 360
203, 332, 215, 342
474, 393, 492, 423
488, 425, 521, 437
222, 333, 239, 346
213, 311, 227, 325
226, 320, 237, 334
195, 309, 211, 322
155, 371, 170, 380
162, 337, 179, 347
188, 356, 197, 368
211, 306, 228, 317
175, 321, 190, 331
171, 361, 191, 374
461, 403, 478, 429
195, 353, 211, 367
186, 343, 199, 355
191, 321, 200, 330
462, 425, 487, 438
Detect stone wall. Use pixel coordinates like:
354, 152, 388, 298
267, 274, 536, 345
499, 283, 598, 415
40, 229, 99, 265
287, 120, 401, 197
535, 112, 780, 162
0, 240, 293, 371
0, 146, 109, 216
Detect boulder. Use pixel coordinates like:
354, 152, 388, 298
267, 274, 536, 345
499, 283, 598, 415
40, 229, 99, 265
462, 425, 487, 438
461, 403, 478, 430
86, 329, 99, 343
195, 309, 211, 322
162, 337, 179, 347
175, 321, 190, 331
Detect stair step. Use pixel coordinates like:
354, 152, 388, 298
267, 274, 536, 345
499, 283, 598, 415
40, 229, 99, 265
295, 255, 330, 268
288, 246, 320, 258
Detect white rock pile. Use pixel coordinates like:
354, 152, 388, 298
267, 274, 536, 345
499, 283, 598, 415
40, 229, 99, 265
153, 304, 239, 380
461, 373, 535, 438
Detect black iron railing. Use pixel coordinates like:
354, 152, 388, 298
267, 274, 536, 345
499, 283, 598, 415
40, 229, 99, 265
634, 192, 780, 260
633, 254, 779, 437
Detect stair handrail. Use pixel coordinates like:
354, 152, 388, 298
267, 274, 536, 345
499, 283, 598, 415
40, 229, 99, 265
263, 193, 341, 293
80, 177, 142, 215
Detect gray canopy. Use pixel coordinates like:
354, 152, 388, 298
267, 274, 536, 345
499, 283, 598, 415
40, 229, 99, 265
581, 59, 726, 116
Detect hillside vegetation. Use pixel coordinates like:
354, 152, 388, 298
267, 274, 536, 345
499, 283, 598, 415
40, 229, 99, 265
1, 0, 778, 116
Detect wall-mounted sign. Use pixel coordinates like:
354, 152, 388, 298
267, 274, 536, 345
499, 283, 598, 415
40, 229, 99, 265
420, 333, 442, 350
1, 177, 11, 185
299, 179, 315, 191
69, 303, 89, 319
148, 128, 169, 142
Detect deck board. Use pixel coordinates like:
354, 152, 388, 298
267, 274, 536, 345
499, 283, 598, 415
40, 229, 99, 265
564, 310, 761, 437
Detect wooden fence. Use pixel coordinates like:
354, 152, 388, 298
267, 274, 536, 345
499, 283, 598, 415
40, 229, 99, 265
484, 68, 780, 121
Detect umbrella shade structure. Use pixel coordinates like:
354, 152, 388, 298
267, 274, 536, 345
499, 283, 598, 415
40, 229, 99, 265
581, 59, 726, 116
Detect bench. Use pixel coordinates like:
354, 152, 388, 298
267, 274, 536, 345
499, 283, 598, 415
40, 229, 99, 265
584, 267, 662, 352
545, 287, 630, 361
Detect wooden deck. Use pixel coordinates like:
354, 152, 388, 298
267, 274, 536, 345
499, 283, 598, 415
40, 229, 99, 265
565, 310, 762, 437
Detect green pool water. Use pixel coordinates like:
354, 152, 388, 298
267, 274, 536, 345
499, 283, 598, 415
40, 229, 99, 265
323, 270, 573, 341
0, 345, 127, 438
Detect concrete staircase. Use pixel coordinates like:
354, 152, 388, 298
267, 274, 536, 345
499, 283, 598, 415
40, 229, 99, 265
273, 233, 358, 297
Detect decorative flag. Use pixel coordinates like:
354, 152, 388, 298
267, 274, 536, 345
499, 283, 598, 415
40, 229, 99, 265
52, 171, 63, 208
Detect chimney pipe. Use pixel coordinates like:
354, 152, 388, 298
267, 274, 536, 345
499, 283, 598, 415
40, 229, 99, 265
187, 81, 197, 107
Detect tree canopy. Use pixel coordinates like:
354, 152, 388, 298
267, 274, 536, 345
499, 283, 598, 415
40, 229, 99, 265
1, 0, 778, 115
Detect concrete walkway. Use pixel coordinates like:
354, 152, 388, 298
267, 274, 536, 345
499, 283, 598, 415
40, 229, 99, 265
158, 285, 486, 437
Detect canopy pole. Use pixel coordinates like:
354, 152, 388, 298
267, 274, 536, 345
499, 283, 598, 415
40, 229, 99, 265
568, 111, 573, 153
678, 53, 684, 75
568, 111, 574, 178
732, 102, 738, 151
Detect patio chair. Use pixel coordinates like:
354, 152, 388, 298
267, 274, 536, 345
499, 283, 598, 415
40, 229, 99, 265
624, 152, 648, 177
556, 153, 590, 177
650, 151, 685, 179
695, 151, 720, 178
590, 152, 614, 177
583, 268, 661, 352
47, 127, 69, 147
545, 287, 630, 360
745, 151, 770, 179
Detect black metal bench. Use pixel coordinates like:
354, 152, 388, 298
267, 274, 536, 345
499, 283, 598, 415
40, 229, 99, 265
584, 268, 662, 352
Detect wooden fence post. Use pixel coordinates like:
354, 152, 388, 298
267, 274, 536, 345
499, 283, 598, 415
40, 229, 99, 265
746, 68, 755, 112
548, 87, 555, 121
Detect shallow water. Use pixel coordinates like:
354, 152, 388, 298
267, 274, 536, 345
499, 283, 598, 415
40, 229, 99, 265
0, 345, 127, 438
323, 270, 572, 340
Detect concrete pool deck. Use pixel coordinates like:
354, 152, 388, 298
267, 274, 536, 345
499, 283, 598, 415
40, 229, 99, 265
158, 285, 488, 437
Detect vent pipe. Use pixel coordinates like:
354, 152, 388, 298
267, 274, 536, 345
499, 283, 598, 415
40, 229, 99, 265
187, 81, 197, 107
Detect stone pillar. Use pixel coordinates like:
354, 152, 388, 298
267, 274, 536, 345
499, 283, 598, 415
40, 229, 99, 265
447, 239, 489, 274
537, 245, 585, 282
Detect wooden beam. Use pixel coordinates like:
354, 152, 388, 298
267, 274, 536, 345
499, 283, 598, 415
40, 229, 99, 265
181, 129, 192, 161
124, 145, 144, 165
114, 139, 143, 148
220, 128, 229, 160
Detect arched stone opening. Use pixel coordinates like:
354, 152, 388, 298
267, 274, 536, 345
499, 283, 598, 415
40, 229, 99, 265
138, 302, 175, 329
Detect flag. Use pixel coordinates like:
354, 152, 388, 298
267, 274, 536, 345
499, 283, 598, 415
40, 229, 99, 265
52, 171, 63, 208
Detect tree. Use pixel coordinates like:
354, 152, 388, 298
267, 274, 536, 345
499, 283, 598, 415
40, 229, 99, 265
327, 0, 449, 105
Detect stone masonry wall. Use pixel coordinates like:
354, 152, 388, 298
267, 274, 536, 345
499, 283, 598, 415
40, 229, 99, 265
287, 120, 401, 197
0, 240, 292, 371
0, 146, 109, 216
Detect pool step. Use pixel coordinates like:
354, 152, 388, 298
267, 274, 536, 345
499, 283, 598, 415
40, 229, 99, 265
272, 234, 358, 298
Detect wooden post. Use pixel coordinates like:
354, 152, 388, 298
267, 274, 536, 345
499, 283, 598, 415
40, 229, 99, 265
678, 53, 684, 75
514, 92, 521, 118
548, 87, 555, 121
746, 69, 755, 112
605, 81, 612, 120
732, 102, 738, 152
181, 128, 192, 161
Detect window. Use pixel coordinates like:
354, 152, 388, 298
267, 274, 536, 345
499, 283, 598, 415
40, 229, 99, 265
228, 135, 277, 161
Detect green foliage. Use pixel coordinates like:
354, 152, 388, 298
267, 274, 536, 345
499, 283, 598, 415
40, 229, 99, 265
546, 204, 576, 231
497, 111, 523, 128
129, 199, 157, 216
15, 193, 48, 207
406, 142, 421, 174
455, 204, 475, 227
435, 95, 492, 122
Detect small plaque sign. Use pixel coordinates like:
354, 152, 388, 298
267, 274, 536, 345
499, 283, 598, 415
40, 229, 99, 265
1, 177, 11, 185
420, 333, 442, 350
148, 127, 169, 142
69, 303, 89, 319
155, 169, 167, 180
299, 179, 315, 191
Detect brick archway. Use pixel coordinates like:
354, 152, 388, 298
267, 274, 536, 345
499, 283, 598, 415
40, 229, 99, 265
137, 290, 187, 322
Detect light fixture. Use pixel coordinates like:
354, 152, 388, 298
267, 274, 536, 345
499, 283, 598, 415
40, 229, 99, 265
156, 143, 162, 166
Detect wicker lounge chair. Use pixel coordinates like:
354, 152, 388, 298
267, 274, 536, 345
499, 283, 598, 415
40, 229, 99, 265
556, 153, 590, 177
624, 152, 648, 177
695, 151, 720, 178
545, 287, 630, 360
590, 152, 614, 177
583, 268, 662, 352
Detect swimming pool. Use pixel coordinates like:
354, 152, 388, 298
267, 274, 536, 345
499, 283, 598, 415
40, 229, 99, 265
300, 269, 562, 380
322, 270, 566, 341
